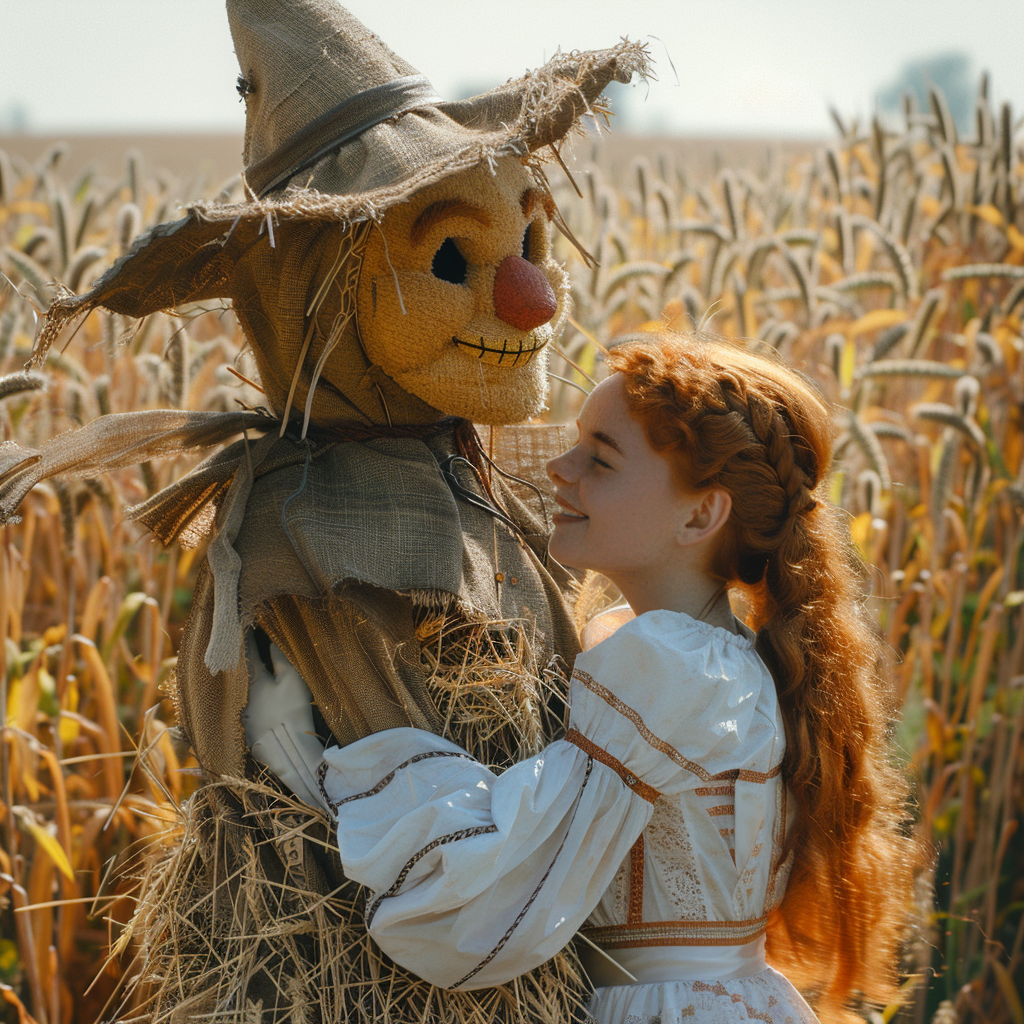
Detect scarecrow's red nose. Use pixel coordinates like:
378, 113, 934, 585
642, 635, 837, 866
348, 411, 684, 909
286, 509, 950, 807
493, 256, 557, 332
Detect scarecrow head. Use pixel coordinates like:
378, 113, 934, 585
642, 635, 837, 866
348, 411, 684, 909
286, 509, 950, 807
38, 0, 649, 429
355, 157, 567, 423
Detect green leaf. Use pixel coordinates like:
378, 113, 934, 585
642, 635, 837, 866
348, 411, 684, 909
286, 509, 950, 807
100, 591, 148, 664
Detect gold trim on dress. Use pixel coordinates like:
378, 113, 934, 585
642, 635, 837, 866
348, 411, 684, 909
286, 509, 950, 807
627, 835, 645, 925
563, 728, 660, 804
580, 915, 769, 949
572, 670, 712, 780
573, 668, 785, 786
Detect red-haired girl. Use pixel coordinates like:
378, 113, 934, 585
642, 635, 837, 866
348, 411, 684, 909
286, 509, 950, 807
255, 332, 914, 1023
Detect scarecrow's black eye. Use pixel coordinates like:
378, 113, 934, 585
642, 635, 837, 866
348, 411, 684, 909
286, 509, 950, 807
432, 237, 467, 285
521, 223, 532, 261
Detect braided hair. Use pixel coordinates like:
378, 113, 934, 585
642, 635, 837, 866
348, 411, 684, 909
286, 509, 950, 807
605, 332, 915, 1023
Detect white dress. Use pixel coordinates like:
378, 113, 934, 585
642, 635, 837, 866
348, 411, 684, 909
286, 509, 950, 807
319, 609, 819, 1024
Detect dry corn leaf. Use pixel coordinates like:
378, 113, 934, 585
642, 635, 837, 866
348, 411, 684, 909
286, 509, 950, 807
848, 309, 909, 338
12, 807, 75, 882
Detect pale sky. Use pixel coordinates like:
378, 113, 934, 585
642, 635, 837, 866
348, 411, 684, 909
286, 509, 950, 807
2, 0, 1022, 137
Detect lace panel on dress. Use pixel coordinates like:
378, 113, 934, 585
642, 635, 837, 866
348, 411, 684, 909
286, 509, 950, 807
611, 853, 631, 921
644, 799, 706, 921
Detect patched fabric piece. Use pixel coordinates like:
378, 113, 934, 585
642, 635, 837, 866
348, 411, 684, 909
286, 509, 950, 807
0, 409, 271, 525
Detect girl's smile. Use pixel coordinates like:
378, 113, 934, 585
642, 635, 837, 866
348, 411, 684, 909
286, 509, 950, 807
552, 497, 587, 523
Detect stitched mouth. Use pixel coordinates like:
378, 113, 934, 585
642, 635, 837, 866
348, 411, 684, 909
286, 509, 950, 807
452, 335, 546, 366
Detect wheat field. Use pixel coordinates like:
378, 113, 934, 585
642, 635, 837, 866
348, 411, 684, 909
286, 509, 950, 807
0, 82, 1022, 1024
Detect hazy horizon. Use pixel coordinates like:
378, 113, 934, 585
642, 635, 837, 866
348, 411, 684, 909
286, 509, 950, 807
2, 0, 1021, 139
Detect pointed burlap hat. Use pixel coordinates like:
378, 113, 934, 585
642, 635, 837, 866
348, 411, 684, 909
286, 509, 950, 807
230, 0, 648, 202
35, 1, 650, 388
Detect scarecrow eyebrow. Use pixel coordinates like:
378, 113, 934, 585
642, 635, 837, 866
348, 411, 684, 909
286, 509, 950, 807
520, 188, 556, 221
410, 199, 491, 246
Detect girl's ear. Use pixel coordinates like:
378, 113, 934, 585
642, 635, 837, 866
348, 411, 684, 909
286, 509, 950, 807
678, 488, 732, 545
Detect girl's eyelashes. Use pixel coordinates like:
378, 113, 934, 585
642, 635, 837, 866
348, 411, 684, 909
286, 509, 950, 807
591, 455, 612, 469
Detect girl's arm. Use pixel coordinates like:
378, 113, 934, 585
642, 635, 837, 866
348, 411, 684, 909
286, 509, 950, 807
262, 612, 768, 991
320, 724, 656, 990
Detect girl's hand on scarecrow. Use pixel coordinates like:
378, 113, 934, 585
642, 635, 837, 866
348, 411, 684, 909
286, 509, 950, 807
243, 633, 328, 810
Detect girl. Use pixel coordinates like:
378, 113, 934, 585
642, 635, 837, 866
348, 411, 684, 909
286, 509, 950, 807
259, 332, 914, 1022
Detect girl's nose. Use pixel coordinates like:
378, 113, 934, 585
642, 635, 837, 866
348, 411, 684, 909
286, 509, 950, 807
546, 450, 574, 485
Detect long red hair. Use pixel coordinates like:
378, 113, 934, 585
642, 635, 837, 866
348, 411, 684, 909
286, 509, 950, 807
605, 332, 916, 1023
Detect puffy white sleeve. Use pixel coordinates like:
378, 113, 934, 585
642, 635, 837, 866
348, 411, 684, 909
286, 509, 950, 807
320, 725, 654, 989
320, 611, 766, 990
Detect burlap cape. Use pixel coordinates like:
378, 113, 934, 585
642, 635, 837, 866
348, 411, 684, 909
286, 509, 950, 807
145, 420, 582, 776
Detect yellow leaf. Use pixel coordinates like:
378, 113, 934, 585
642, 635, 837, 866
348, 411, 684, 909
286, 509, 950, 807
925, 701, 946, 754
15, 809, 75, 882
38, 665, 54, 699
881, 974, 921, 1023
850, 511, 873, 555
177, 547, 198, 583
13, 224, 37, 249
7, 668, 38, 733
840, 337, 857, 388
848, 309, 908, 338
830, 471, 845, 507
41, 623, 65, 646
966, 203, 1005, 227
58, 674, 80, 745
1008, 225, 1024, 253
101, 590, 148, 663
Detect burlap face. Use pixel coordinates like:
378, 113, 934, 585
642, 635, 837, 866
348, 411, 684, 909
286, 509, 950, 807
356, 157, 568, 425
225, 218, 443, 428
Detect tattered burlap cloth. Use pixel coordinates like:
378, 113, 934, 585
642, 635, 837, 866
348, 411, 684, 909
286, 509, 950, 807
147, 422, 582, 777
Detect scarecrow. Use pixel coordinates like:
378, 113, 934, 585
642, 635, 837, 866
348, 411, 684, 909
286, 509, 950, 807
1, 2, 649, 1020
